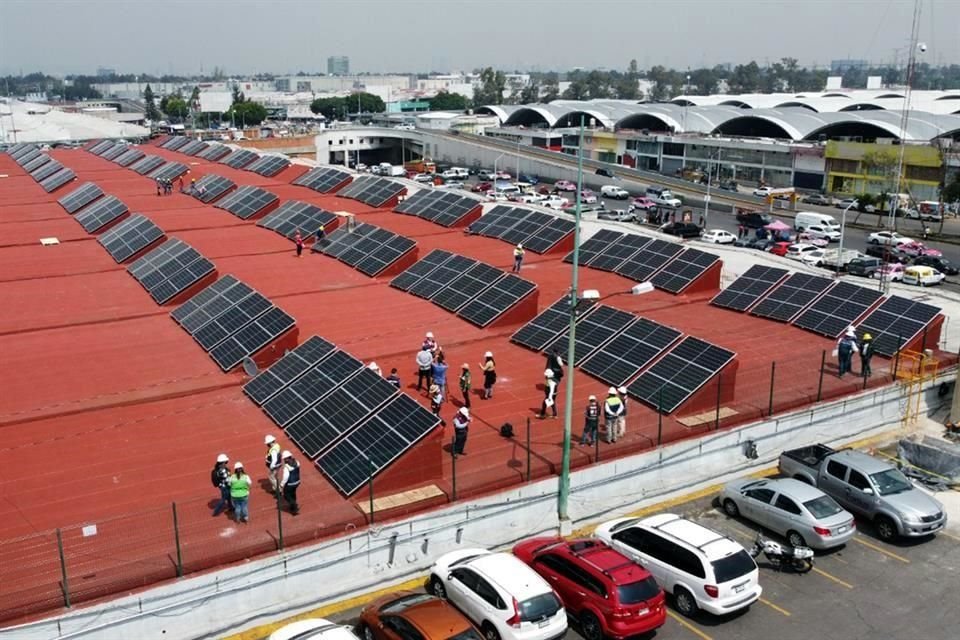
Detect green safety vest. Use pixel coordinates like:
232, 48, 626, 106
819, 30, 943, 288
230, 473, 251, 499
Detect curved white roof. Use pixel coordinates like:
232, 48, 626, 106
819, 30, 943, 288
0, 99, 149, 144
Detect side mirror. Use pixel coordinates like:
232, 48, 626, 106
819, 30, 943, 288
862, 487, 874, 495
447, 573, 454, 581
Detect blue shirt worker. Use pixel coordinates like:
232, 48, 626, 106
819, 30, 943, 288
279, 451, 301, 515
432, 355, 449, 397
837, 327, 858, 378
452, 407, 470, 456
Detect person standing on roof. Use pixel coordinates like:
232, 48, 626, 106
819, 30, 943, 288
837, 327, 858, 378
190, 177, 197, 195
279, 451, 301, 515
539, 369, 558, 419
177, 176, 185, 193
604, 387, 624, 444
264, 435, 282, 493
228, 462, 252, 523
211, 453, 232, 517
422, 331, 438, 356
432, 352, 449, 398
459, 363, 471, 409
452, 407, 470, 456
546, 346, 563, 383
294, 229, 304, 258
156, 178, 162, 196
580, 395, 600, 446
316, 224, 325, 244
513, 243, 525, 272
480, 351, 497, 399
416, 344, 434, 393
859, 333, 874, 377
429, 384, 446, 426
617, 386, 629, 440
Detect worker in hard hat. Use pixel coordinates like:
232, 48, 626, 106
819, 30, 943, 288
228, 462, 252, 523
580, 395, 600, 446
480, 351, 497, 399
452, 407, 471, 456
264, 435, 282, 493
279, 451, 301, 515
513, 243, 525, 273
859, 332, 874, 377
539, 369, 558, 419
617, 386, 629, 439
603, 387, 624, 444
211, 453, 233, 517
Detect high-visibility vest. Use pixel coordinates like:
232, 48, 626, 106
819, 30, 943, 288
230, 473, 251, 499
265, 442, 280, 469
605, 396, 623, 418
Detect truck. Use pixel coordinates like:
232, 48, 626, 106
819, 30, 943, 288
378, 162, 405, 177
778, 444, 946, 541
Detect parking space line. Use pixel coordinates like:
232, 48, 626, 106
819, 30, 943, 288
853, 536, 910, 563
760, 597, 792, 616
939, 530, 960, 543
667, 610, 714, 640
812, 566, 854, 589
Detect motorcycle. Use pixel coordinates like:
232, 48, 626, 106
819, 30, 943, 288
748, 533, 814, 573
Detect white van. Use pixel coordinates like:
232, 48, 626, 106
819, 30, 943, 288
441, 167, 469, 180
794, 211, 840, 232
494, 183, 521, 197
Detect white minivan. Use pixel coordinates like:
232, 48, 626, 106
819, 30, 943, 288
442, 167, 469, 180
794, 211, 840, 232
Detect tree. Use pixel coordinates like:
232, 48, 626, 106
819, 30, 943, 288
228, 101, 267, 126
518, 81, 540, 104
349, 91, 386, 114
143, 84, 160, 121
429, 90, 469, 111
160, 93, 189, 122
231, 83, 243, 106
473, 67, 506, 105
853, 149, 899, 225
541, 73, 560, 102
310, 97, 348, 120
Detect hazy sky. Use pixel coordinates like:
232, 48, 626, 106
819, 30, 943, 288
2, 0, 958, 76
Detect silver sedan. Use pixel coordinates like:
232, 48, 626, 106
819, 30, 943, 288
719, 477, 856, 550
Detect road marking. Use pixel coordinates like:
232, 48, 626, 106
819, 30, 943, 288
938, 530, 960, 543
828, 554, 849, 565
667, 610, 714, 640
760, 597, 792, 616
812, 566, 854, 589
853, 536, 910, 563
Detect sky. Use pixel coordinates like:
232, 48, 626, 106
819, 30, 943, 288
1, 0, 958, 76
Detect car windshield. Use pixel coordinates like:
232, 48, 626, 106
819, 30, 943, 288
617, 576, 661, 604
803, 495, 844, 518
448, 629, 484, 640
870, 469, 914, 496
519, 592, 561, 622
711, 550, 756, 583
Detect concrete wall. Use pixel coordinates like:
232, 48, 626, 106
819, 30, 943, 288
1, 376, 939, 640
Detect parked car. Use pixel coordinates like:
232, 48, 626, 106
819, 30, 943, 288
542, 196, 569, 210
519, 174, 540, 185
872, 263, 905, 282
735, 210, 773, 229
477, 169, 497, 181
554, 180, 576, 192
738, 237, 775, 252
798, 249, 828, 267
600, 185, 630, 200
753, 186, 773, 197
486, 192, 510, 202
779, 444, 947, 541
579, 189, 598, 204
595, 167, 615, 178
903, 265, 946, 287
845, 257, 883, 278
597, 209, 636, 223
630, 196, 656, 211
472, 182, 493, 193
646, 186, 681, 207
896, 241, 942, 259
719, 478, 856, 550
701, 229, 737, 244
718, 180, 739, 192
494, 171, 512, 181
513, 537, 666, 640
429, 549, 568, 640
414, 173, 435, 184
359, 592, 482, 640
660, 222, 701, 239
802, 193, 832, 206
836, 198, 858, 209
803, 224, 841, 242
768, 241, 791, 257
912, 254, 959, 275
515, 193, 546, 204
868, 230, 913, 246
865, 244, 910, 263
595, 514, 761, 618
796, 232, 829, 247
794, 211, 840, 232
269, 619, 360, 640
785, 243, 820, 261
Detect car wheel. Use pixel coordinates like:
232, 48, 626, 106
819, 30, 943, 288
429, 575, 447, 599
723, 499, 740, 517
580, 611, 603, 640
787, 530, 807, 548
359, 623, 375, 640
481, 622, 501, 640
674, 587, 698, 618
875, 516, 898, 542
871, 239, 880, 245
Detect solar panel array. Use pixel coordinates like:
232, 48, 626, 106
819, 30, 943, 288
510, 296, 596, 352
100, 144, 130, 162
127, 239, 216, 304
710, 265, 789, 312
245, 154, 290, 177
243, 336, 337, 405
13, 148, 43, 167
88, 140, 115, 155
98, 214, 165, 262
148, 161, 189, 182
749, 273, 835, 323
627, 336, 736, 413
191, 174, 236, 203
57, 182, 105, 214
580, 317, 683, 387
315, 223, 417, 277
649, 247, 721, 294
162, 137, 192, 151
131, 155, 165, 175
791, 281, 883, 338
171, 276, 296, 371
197, 144, 231, 161
337, 176, 406, 207
22, 153, 52, 173
259, 201, 338, 239
395, 189, 482, 227
114, 147, 145, 167
220, 148, 259, 169
261, 350, 365, 426
74, 195, 129, 233
563, 231, 695, 287
31, 160, 65, 182
545, 305, 638, 365
40, 168, 76, 193
853, 296, 941, 357
179, 140, 208, 156
467, 205, 576, 253
214, 185, 279, 219
458, 275, 538, 327
293, 166, 352, 193
389, 249, 453, 292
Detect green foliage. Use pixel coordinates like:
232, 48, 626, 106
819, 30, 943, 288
160, 93, 189, 122
350, 92, 386, 114
541, 73, 560, 102
310, 97, 348, 120
429, 90, 470, 111
227, 100, 267, 126
143, 84, 161, 121
943, 177, 960, 203
473, 67, 507, 105
855, 193, 876, 211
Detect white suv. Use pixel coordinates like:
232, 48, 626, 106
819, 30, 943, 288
429, 549, 568, 640
804, 224, 841, 242
594, 514, 761, 618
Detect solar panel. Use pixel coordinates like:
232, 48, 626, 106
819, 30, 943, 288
114, 147, 145, 167
14, 148, 44, 167
616, 239, 684, 282
8, 143, 36, 158
710, 265, 789, 312
292, 166, 352, 193
853, 296, 941, 357
545, 305, 637, 365
432, 262, 505, 312
31, 160, 65, 182
564, 229, 625, 265
627, 336, 735, 413
245, 154, 290, 177
148, 161, 189, 182
100, 144, 130, 161
586, 234, 651, 272
316, 393, 441, 495
580, 317, 683, 387
243, 336, 337, 405
750, 273, 835, 323
179, 140, 208, 156
131, 155, 165, 175
258, 201, 338, 239
149, 256, 216, 304
389, 249, 455, 291
57, 182, 104, 214
40, 168, 76, 193
791, 281, 883, 338
210, 306, 296, 371
395, 190, 481, 227
196, 143, 231, 161
468, 205, 527, 239
315, 223, 376, 259
127, 239, 215, 304
262, 350, 364, 426
172, 276, 253, 332
214, 185, 279, 219
510, 296, 597, 352
338, 176, 405, 207
407, 255, 478, 299
522, 216, 576, 254
163, 137, 192, 151
74, 195, 129, 233
649, 248, 720, 294
458, 274, 537, 327
193, 293, 272, 350
220, 148, 259, 169
191, 174, 235, 203
22, 153, 51, 173
98, 214, 165, 262
353, 232, 417, 277
88, 140, 116, 155
501, 210, 555, 246
284, 368, 399, 458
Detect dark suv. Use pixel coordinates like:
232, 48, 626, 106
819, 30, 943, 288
735, 210, 773, 229
513, 537, 666, 640
660, 222, 702, 238
865, 244, 909, 263
913, 255, 959, 275
846, 257, 882, 278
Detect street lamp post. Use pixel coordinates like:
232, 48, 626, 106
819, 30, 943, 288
493, 152, 505, 190
836, 199, 858, 278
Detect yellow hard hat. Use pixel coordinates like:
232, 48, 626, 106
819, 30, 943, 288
863, 333, 872, 340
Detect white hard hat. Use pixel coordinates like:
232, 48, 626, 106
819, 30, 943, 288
484, 351, 493, 358
264, 435, 276, 445
517, 243, 523, 249
426, 331, 434, 338
588, 395, 597, 401
617, 386, 627, 395
281, 450, 292, 460
367, 361, 379, 370
459, 407, 469, 417
544, 369, 554, 378
216, 453, 229, 463
608, 386, 618, 395
234, 461, 244, 470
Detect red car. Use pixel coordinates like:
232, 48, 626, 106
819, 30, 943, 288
513, 537, 665, 640
471, 181, 492, 193
768, 241, 791, 257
